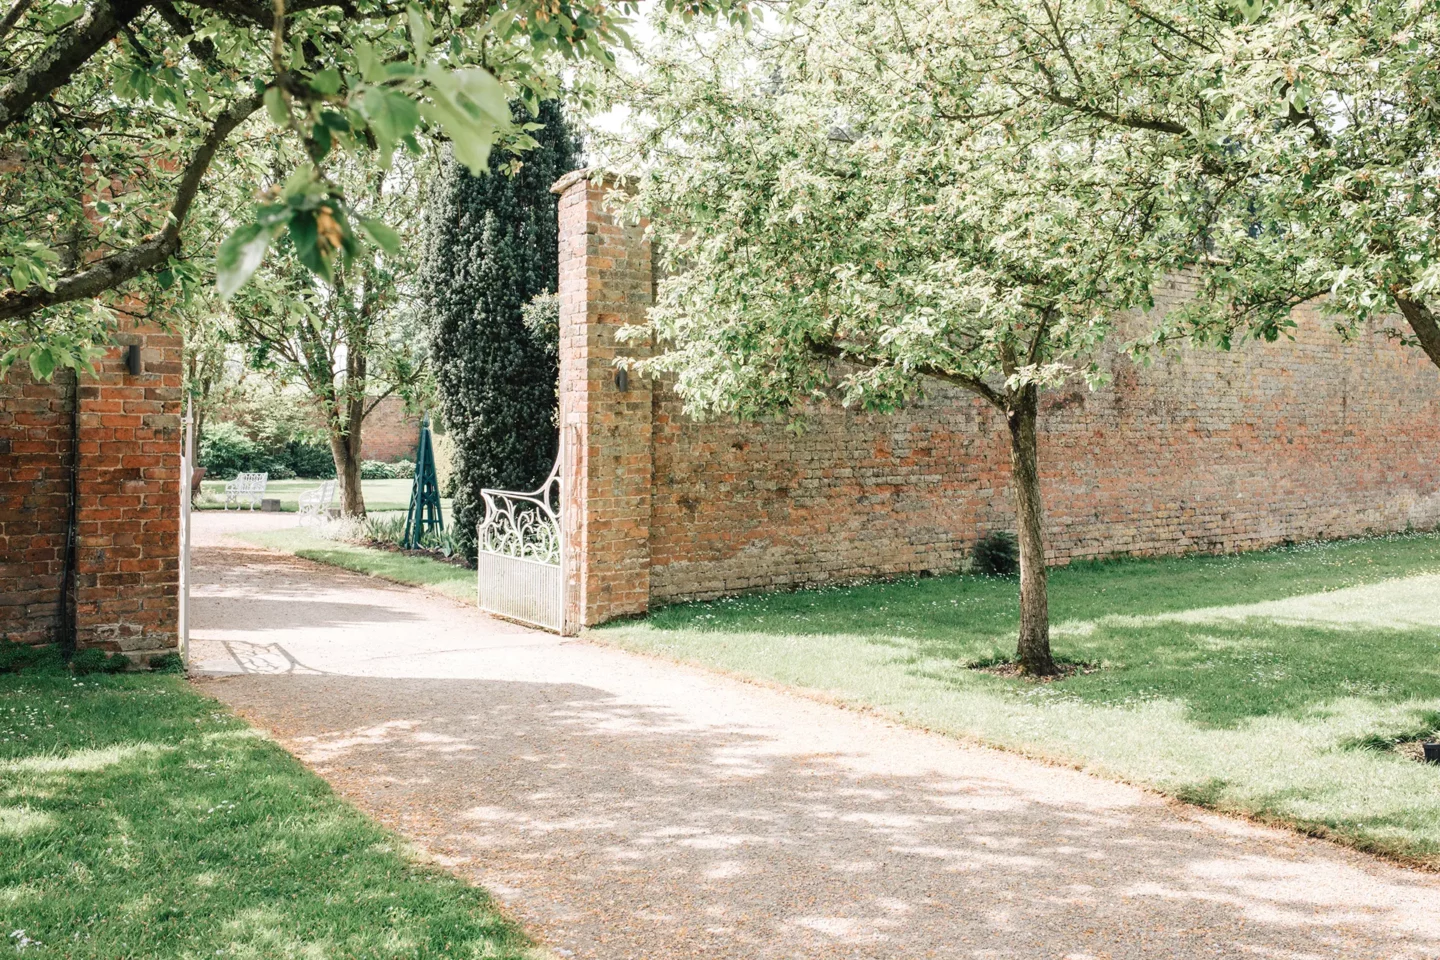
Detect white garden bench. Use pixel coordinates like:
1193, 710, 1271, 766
224, 472, 268, 511
297, 479, 337, 524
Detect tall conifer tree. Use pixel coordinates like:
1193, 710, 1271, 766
421, 100, 579, 559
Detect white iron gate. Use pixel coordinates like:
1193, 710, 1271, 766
476, 455, 565, 632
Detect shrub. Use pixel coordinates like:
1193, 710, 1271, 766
198, 421, 262, 479
70, 648, 130, 676
361, 512, 407, 543
198, 422, 337, 480
0, 639, 60, 674
972, 530, 1020, 577
432, 430, 458, 498
280, 439, 335, 479
521, 291, 560, 359
359, 459, 416, 480
361, 460, 392, 479
353, 511, 459, 558
421, 99, 577, 560
148, 652, 185, 673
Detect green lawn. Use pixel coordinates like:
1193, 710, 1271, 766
239, 527, 475, 604
0, 665, 539, 959
597, 532, 1440, 865
196, 478, 443, 513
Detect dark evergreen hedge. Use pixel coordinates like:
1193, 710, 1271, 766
420, 100, 578, 560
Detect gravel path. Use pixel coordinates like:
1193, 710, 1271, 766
189, 513, 1440, 959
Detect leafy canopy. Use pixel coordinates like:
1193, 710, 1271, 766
591, 2, 1196, 417
0, 0, 752, 378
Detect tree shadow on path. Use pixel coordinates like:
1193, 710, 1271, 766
208, 674, 1440, 960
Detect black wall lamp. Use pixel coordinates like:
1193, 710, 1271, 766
614, 367, 629, 392
125, 344, 142, 376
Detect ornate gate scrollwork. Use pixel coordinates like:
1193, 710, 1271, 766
476, 455, 564, 632
477, 459, 561, 564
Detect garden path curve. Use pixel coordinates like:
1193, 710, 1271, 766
189, 512, 1440, 960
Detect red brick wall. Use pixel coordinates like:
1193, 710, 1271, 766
555, 174, 1440, 623
648, 291, 1440, 602
361, 395, 421, 462
0, 325, 181, 661
0, 369, 74, 646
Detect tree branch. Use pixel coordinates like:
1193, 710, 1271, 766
807, 341, 1007, 409
154, 0, 219, 68
0, 0, 146, 133
0, 91, 264, 321
0, 0, 34, 46
1042, 91, 1189, 136
1393, 292, 1440, 369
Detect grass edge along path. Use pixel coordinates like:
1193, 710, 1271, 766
237, 528, 475, 604
594, 531, 1440, 868
0, 667, 543, 959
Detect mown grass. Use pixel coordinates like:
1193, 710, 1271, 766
238, 528, 474, 604
0, 666, 537, 959
195, 478, 450, 514
596, 531, 1440, 864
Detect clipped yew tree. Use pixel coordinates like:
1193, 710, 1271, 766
421, 99, 578, 560
595, 3, 1204, 675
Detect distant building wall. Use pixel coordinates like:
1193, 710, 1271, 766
554, 173, 1440, 625
0, 325, 182, 660
361, 395, 421, 462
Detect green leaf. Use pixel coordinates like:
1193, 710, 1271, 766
288, 210, 331, 281
384, 91, 421, 136
451, 68, 508, 123
312, 122, 332, 159
419, 100, 496, 173
311, 68, 342, 96
1230, 0, 1267, 21
29, 347, 56, 380
355, 215, 401, 255
49, 4, 85, 26
264, 87, 289, 125
216, 222, 278, 299
407, 4, 430, 60
283, 164, 318, 201
355, 42, 381, 82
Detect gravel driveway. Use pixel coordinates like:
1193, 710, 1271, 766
189, 513, 1440, 959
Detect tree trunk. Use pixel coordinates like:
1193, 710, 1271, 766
1005, 386, 1057, 677
329, 429, 366, 518
1394, 293, 1440, 370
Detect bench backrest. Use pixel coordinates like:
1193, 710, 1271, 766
235, 472, 268, 491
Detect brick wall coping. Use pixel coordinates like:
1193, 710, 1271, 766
550, 168, 595, 195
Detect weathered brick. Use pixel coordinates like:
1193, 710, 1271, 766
0, 322, 180, 654
553, 172, 1440, 626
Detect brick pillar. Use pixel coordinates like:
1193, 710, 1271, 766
553, 170, 654, 629
73, 322, 182, 661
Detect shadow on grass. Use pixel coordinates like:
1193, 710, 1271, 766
639, 533, 1440, 729
0, 670, 536, 960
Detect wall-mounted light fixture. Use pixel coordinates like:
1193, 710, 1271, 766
614, 367, 629, 392
125, 344, 142, 376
